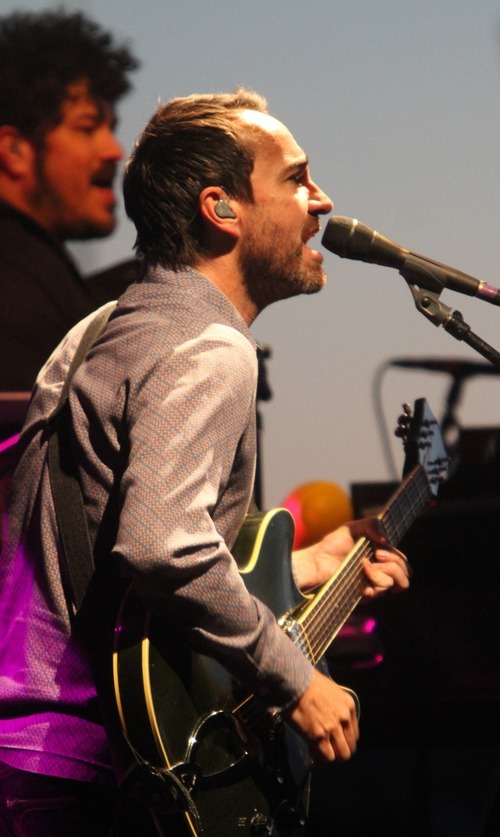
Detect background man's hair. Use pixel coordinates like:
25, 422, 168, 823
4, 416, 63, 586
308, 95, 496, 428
0, 9, 139, 144
123, 88, 269, 267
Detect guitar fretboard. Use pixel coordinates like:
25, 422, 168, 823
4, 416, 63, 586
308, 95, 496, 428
297, 464, 431, 665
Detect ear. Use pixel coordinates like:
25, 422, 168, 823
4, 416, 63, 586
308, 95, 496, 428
0, 127, 35, 177
198, 186, 239, 237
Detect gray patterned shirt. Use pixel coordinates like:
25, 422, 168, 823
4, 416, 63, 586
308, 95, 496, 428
0, 266, 312, 783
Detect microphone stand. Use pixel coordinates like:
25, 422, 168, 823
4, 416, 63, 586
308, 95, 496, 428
440, 375, 465, 442
254, 346, 272, 510
399, 255, 500, 370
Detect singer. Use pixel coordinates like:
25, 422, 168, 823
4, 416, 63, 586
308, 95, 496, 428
0, 89, 410, 835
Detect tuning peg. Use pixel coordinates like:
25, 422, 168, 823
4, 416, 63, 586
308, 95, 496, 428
395, 403, 413, 438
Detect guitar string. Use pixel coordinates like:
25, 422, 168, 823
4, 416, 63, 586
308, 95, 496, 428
300, 468, 431, 664
234, 468, 432, 731
303, 480, 429, 662
305, 492, 430, 662
236, 472, 427, 731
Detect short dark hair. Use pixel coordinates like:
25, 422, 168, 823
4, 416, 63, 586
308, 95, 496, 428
0, 9, 139, 144
123, 89, 269, 266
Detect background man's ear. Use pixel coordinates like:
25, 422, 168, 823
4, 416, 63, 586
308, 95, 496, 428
0, 128, 33, 176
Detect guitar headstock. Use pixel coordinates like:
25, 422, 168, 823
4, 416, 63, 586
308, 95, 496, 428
395, 398, 449, 496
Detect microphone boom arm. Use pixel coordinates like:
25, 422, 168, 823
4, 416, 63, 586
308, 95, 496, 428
399, 256, 500, 370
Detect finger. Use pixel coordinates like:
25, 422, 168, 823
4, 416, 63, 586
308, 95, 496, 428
362, 559, 395, 590
375, 547, 409, 568
368, 518, 391, 545
331, 719, 358, 761
351, 703, 360, 741
313, 736, 336, 763
361, 561, 411, 598
373, 551, 412, 586
334, 695, 359, 757
341, 718, 358, 755
348, 516, 390, 547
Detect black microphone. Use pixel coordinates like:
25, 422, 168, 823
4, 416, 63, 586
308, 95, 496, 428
322, 216, 500, 305
390, 357, 500, 377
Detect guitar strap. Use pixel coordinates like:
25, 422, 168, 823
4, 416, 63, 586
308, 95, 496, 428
47, 301, 117, 618
45, 301, 205, 835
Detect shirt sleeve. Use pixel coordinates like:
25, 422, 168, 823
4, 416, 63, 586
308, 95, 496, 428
110, 323, 313, 710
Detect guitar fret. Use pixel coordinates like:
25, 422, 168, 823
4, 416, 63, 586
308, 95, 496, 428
382, 467, 430, 543
300, 552, 367, 662
293, 460, 436, 665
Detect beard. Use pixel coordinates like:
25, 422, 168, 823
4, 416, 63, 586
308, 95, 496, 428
238, 214, 326, 312
28, 154, 116, 241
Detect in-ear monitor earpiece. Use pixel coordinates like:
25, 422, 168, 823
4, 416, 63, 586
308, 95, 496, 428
215, 199, 236, 219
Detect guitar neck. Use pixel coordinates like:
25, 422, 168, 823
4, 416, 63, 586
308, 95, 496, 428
293, 463, 432, 665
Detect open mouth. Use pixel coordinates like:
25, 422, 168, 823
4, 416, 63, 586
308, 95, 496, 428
302, 224, 321, 251
92, 176, 114, 190
92, 162, 117, 192
90, 175, 116, 207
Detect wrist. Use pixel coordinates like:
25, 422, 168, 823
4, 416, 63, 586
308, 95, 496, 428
292, 543, 322, 592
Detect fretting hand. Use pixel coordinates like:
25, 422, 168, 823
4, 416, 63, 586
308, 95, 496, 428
292, 515, 411, 596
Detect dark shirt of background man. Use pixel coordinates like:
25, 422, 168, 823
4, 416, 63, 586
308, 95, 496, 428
0, 202, 140, 392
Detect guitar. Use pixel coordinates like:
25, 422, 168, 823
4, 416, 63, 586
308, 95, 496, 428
113, 398, 448, 836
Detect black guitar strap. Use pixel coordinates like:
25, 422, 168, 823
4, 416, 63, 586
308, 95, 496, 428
47, 300, 117, 619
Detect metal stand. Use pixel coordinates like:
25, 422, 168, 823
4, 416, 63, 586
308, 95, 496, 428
255, 346, 272, 510
399, 256, 500, 442
400, 255, 500, 369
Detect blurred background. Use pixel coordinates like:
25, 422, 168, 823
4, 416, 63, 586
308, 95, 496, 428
4, 0, 500, 507
3, 1, 500, 833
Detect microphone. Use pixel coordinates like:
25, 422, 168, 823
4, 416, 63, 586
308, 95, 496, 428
321, 216, 500, 305
390, 357, 500, 377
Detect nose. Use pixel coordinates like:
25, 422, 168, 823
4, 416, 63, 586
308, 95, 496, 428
308, 179, 333, 216
99, 126, 123, 163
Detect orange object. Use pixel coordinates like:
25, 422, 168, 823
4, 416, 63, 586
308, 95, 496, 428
282, 480, 354, 549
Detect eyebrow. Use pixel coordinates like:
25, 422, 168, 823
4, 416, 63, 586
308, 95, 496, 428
283, 156, 309, 176
70, 106, 118, 130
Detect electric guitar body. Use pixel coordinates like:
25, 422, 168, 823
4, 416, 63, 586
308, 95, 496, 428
115, 509, 311, 835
